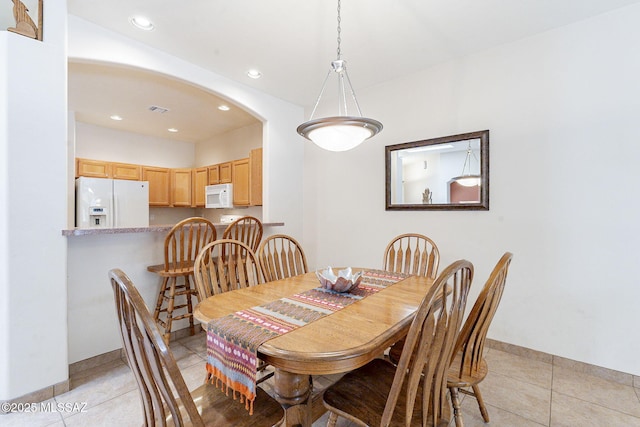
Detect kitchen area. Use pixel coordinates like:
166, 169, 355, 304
64, 62, 287, 366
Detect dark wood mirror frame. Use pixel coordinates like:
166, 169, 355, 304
385, 130, 489, 211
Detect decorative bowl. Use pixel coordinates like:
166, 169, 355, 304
316, 267, 363, 293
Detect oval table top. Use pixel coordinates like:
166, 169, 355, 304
193, 269, 433, 375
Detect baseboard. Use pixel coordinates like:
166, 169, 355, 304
485, 338, 640, 389
0, 380, 70, 413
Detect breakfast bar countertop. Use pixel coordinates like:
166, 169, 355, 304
62, 221, 284, 236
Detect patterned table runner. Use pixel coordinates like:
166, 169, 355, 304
206, 269, 410, 414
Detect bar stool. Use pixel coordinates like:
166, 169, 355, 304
148, 217, 216, 343
222, 215, 263, 252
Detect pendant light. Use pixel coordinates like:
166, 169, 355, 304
452, 141, 481, 187
297, 0, 382, 151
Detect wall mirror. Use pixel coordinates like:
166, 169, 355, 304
385, 130, 489, 210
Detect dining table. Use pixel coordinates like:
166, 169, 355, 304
193, 269, 434, 427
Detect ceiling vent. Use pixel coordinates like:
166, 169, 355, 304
148, 105, 170, 114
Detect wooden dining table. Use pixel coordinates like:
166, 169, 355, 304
193, 269, 434, 427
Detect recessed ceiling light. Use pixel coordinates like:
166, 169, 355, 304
247, 69, 262, 79
129, 16, 154, 31
167, 128, 179, 133
110, 115, 123, 121
218, 105, 230, 111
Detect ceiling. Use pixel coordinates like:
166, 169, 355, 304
66, 0, 640, 142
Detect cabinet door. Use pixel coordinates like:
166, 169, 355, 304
193, 167, 208, 207
232, 158, 250, 206
143, 167, 171, 207
171, 168, 192, 207
208, 164, 220, 185
249, 148, 263, 206
77, 158, 111, 178
219, 162, 232, 183
112, 162, 141, 180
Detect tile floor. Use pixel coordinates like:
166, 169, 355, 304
2, 329, 640, 427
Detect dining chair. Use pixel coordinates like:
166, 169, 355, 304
322, 259, 474, 427
193, 239, 265, 300
257, 234, 308, 282
447, 252, 513, 427
109, 269, 284, 427
148, 217, 217, 343
385, 233, 440, 365
383, 233, 440, 278
193, 239, 273, 383
222, 215, 263, 253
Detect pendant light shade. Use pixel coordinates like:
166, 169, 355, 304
451, 141, 481, 187
297, 116, 383, 152
297, 0, 382, 151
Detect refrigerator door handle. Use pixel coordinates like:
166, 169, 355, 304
113, 194, 118, 227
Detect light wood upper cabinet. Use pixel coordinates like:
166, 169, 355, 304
232, 158, 250, 206
143, 166, 171, 206
219, 162, 232, 183
250, 148, 263, 206
171, 168, 192, 207
76, 158, 111, 178
111, 162, 141, 180
208, 164, 220, 185
193, 167, 208, 207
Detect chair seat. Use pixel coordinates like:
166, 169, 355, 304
447, 353, 488, 388
167, 384, 283, 427
323, 358, 450, 427
148, 264, 195, 277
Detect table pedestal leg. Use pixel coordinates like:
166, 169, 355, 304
272, 369, 312, 427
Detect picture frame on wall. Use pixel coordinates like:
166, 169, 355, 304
6, 0, 43, 41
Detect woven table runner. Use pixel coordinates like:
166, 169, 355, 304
205, 269, 410, 414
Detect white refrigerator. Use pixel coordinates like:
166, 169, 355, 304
76, 177, 149, 228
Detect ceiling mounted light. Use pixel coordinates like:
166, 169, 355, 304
297, 0, 382, 152
218, 105, 230, 111
129, 16, 154, 31
247, 69, 262, 79
110, 115, 123, 121
167, 128, 179, 133
452, 141, 481, 187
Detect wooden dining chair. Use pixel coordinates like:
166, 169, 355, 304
193, 239, 265, 300
222, 215, 263, 253
193, 239, 273, 383
383, 233, 440, 278
148, 217, 217, 343
109, 269, 284, 427
447, 252, 513, 427
322, 259, 474, 427
385, 233, 440, 365
257, 234, 308, 282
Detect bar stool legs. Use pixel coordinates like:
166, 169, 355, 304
152, 273, 198, 343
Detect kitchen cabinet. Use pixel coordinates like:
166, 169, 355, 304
76, 158, 111, 178
208, 164, 220, 185
111, 162, 141, 180
250, 148, 263, 206
232, 158, 250, 206
171, 168, 192, 207
143, 166, 171, 206
219, 162, 232, 183
193, 167, 208, 207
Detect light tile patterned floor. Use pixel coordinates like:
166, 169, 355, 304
2, 329, 640, 426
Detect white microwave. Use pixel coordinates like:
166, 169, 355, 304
205, 183, 233, 208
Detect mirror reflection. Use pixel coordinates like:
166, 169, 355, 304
385, 130, 489, 210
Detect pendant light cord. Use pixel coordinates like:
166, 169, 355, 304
336, 0, 342, 60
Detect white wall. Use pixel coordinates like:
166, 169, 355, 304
0, 5, 68, 400
75, 121, 196, 168
195, 122, 262, 166
303, 4, 640, 375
